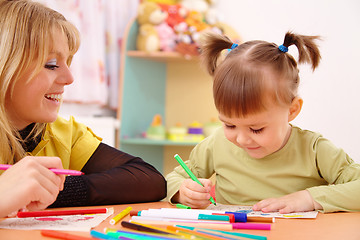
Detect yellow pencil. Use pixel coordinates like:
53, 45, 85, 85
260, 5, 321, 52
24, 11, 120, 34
110, 207, 132, 225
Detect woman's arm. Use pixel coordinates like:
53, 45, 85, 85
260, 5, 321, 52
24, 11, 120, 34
50, 143, 166, 207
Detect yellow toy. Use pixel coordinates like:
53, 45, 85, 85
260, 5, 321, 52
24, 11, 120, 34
137, 1, 167, 25
168, 122, 187, 141
136, 23, 160, 52
186, 121, 205, 142
136, 1, 168, 52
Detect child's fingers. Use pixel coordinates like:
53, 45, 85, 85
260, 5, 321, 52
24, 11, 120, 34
184, 178, 211, 193
179, 179, 212, 208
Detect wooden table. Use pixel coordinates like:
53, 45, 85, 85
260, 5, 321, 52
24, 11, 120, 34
1, 201, 359, 240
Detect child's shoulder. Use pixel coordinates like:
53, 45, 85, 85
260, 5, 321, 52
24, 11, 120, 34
291, 124, 323, 139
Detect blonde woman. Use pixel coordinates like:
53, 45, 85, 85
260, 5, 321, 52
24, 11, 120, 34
0, 0, 166, 217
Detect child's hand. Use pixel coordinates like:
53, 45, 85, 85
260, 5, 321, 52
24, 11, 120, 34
252, 190, 323, 214
176, 178, 213, 209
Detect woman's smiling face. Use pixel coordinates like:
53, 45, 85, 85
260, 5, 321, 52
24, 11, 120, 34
5, 31, 74, 130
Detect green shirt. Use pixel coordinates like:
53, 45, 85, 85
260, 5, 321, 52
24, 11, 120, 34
166, 125, 360, 212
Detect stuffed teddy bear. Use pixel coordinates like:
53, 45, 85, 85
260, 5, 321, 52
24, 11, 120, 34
136, 23, 160, 52
136, 1, 168, 52
137, 1, 168, 26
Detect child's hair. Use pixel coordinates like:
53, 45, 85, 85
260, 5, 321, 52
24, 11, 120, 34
0, 0, 80, 164
199, 31, 321, 118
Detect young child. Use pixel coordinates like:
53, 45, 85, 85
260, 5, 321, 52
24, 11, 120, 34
0, 0, 166, 218
166, 31, 360, 213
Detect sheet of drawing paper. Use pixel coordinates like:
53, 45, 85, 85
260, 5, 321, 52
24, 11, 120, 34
206, 203, 318, 218
0, 208, 114, 231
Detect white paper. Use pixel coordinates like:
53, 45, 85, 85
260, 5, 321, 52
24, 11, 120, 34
0, 207, 114, 231
206, 203, 318, 218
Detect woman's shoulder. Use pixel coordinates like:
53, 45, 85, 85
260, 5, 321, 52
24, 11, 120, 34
47, 115, 102, 141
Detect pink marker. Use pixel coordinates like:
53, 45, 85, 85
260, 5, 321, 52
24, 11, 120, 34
0, 164, 83, 176
232, 222, 271, 230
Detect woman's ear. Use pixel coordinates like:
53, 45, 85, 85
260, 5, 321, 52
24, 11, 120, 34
288, 97, 303, 122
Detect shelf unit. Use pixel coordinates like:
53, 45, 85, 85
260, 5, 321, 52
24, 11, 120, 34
117, 19, 218, 174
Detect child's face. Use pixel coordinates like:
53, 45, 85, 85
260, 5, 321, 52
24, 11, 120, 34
5, 31, 74, 130
219, 102, 292, 159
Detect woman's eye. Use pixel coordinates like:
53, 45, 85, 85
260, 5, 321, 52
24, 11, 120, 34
44, 64, 59, 70
251, 128, 263, 134
45, 58, 59, 70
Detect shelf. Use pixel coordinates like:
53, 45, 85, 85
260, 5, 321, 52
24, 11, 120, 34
127, 50, 200, 62
121, 138, 199, 146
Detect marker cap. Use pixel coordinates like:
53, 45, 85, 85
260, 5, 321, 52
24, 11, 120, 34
225, 211, 247, 222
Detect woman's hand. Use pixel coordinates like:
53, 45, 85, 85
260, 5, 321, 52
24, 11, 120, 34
252, 190, 323, 214
0, 156, 65, 217
172, 178, 213, 209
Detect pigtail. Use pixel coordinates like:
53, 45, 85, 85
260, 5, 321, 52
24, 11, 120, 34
199, 31, 233, 76
282, 31, 321, 71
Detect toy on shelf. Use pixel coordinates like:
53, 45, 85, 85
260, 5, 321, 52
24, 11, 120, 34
146, 114, 166, 140
167, 122, 187, 141
136, 1, 168, 52
134, 0, 240, 56
186, 121, 205, 142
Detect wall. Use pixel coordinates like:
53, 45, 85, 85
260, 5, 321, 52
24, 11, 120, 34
216, 0, 360, 163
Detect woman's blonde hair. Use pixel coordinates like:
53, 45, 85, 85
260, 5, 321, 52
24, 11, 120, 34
200, 31, 321, 118
0, 0, 80, 164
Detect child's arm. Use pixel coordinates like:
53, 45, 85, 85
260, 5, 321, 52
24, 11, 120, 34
252, 190, 323, 213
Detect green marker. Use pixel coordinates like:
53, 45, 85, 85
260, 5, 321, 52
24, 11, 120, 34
174, 154, 216, 205
176, 203, 191, 209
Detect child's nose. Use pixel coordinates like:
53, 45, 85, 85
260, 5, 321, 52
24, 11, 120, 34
236, 131, 251, 145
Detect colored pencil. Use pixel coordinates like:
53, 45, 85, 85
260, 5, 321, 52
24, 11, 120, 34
175, 226, 267, 240
121, 221, 179, 236
202, 229, 267, 240
40, 230, 94, 240
17, 208, 108, 218
0, 164, 83, 176
106, 229, 187, 240
110, 206, 132, 225
167, 226, 228, 240
90, 230, 124, 240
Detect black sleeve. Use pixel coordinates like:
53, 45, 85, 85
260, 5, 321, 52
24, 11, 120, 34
49, 143, 167, 208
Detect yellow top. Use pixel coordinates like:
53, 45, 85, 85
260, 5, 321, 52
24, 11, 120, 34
29, 116, 102, 171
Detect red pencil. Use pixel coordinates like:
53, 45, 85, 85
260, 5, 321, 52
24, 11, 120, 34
17, 208, 108, 218
41, 230, 94, 240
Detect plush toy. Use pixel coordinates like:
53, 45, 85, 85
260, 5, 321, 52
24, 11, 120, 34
156, 22, 177, 52
137, 1, 167, 25
158, 3, 187, 29
136, 23, 160, 52
136, 1, 168, 52
180, 0, 209, 13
